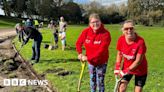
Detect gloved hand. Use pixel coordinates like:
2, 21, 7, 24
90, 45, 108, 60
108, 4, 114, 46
114, 62, 120, 75
119, 68, 130, 77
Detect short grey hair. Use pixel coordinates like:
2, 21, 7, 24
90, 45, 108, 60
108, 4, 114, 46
89, 13, 100, 22
15, 23, 20, 28
122, 20, 135, 27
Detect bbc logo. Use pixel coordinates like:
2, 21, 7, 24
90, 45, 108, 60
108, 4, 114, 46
3, 79, 27, 86
3, 79, 48, 86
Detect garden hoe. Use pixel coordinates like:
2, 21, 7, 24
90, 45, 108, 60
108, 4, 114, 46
48, 33, 55, 50
14, 44, 24, 58
77, 61, 86, 92
114, 75, 123, 92
114, 60, 124, 92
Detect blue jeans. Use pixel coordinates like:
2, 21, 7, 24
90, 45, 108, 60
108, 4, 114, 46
32, 34, 42, 62
88, 63, 107, 92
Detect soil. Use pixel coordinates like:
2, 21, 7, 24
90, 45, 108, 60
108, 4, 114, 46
44, 68, 74, 76
0, 28, 53, 92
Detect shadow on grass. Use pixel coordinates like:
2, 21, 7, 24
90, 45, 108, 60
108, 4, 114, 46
65, 46, 76, 51
43, 67, 75, 77
42, 41, 51, 44
40, 58, 79, 64
65, 44, 85, 51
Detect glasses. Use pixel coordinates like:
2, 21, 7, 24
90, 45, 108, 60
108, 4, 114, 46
90, 21, 100, 24
123, 27, 134, 31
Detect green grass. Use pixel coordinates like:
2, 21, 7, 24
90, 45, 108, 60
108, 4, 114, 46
13, 24, 164, 92
0, 15, 22, 28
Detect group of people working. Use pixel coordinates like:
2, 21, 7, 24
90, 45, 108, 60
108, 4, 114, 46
15, 13, 148, 92
15, 16, 67, 64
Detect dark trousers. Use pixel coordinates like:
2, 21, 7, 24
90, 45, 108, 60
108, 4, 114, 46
16, 29, 24, 42
53, 33, 58, 44
32, 34, 42, 62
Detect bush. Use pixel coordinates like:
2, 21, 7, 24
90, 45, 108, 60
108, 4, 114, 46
160, 20, 164, 27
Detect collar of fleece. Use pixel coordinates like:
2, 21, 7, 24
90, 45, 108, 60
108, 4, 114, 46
89, 24, 105, 34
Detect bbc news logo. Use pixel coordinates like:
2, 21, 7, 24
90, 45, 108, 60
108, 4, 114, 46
3, 79, 48, 86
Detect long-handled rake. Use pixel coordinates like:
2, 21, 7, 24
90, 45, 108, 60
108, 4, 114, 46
77, 61, 86, 92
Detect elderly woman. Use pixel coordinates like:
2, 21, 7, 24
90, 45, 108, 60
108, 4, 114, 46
76, 13, 111, 92
114, 20, 148, 92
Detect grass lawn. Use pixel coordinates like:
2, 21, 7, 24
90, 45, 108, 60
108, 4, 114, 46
0, 16, 22, 28
13, 24, 164, 92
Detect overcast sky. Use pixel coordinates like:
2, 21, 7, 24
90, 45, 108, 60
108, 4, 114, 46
0, 8, 4, 15
0, 0, 128, 15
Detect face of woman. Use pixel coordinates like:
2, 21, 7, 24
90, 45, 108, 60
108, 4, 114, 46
16, 26, 23, 31
60, 17, 64, 22
122, 22, 135, 39
89, 18, 101, 31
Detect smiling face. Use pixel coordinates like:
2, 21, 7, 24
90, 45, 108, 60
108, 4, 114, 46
122, 22, 135, 39
89, 18, 101, 31
89, 13, 101, 32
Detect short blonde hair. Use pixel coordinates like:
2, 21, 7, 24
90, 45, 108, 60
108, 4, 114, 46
122, 20, 135, 27
89, 13, 100, 22
15, 23, 22, 28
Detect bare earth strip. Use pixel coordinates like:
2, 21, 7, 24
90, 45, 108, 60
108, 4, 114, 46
0, 28, 16, 39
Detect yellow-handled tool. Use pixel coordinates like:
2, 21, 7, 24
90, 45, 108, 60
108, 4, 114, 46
77, 61, 86, 92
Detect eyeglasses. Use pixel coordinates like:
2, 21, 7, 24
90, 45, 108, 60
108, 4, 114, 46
123, 27, 134, 31
90, 21, 100, 24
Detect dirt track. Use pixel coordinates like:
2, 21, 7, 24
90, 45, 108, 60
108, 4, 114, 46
0, 28, 16, 40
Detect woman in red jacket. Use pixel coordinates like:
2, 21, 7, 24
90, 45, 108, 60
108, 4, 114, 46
76, 13, 111, 92
114, 20, 148, 92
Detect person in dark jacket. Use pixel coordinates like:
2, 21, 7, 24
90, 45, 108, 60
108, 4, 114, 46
15, 23, 42, 63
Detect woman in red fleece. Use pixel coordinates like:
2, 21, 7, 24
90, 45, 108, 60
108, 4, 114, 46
114, 20, 148, 92
76, 13, 111, 92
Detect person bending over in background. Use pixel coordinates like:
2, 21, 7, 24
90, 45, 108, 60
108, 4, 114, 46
15, 23, 24, 42
15, 23, 42, 64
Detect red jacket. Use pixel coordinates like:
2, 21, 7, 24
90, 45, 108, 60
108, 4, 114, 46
76, 24, 111, 66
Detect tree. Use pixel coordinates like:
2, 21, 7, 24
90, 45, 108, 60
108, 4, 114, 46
12, 0, 26, 18
38, 0, 53, 19
60, 2, 82, 23
128, 0, 164, 26
119, 4, 128, 17
1, 0, 13, 16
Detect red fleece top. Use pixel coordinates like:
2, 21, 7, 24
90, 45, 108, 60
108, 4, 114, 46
76, 24, 111, 66
117, 35, 148, 76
